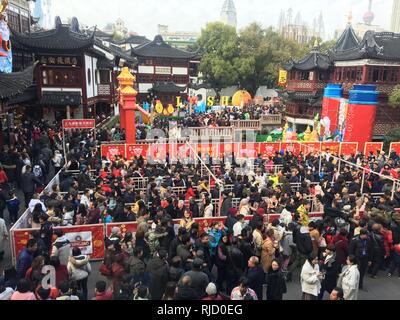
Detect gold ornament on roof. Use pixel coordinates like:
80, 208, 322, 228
117, 67, 135, 88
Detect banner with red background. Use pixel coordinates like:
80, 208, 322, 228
13, 225, 105, 261
301, 142, 321, 155
280, 142, 301, 155
101, 144, 126, 160
390, 142, 400, 155
364, 142, 383, 155
321, 142, 340, 154
259, 143, 281, 157
340, 142, 358, 156
126, 144, 148, 160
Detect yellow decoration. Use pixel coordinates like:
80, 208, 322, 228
278, 69, 288, 86
0, 0, 8, 15
167, 104, 175, 114
117, 67, 135, 88
155, 101, 164, 114
120, 86, 137, 96
282, 123, 289, 142
311, 129, 320, 142
304, 126, 311, 142
232, 90, 252, 107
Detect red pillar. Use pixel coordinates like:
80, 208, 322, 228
120, 87, 138, 144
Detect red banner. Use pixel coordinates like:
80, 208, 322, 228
301, 142, 321, 155
321, 142, 340, 155
281, 142, 301, 155
106, 222, 138, 237
390, 142, 400, 155
147, 143, 167, 161
364, 142, 383, 156
62, 119, 96, 129
259, 143, 281, 157
340, 142, 358, 156
234, 143, 260, 159
101, 144, 126, 160
13, 225, 105, 261
126, 144, 149, 160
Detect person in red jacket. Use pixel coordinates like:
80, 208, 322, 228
0, 166, 8, 187
185, 183, 196, 202
49, 256, 69, 288
331, 228, 349, 266
381, 224, 393, 265
94, 281, 113, 300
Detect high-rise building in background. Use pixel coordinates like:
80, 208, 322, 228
391, 0, 400, 33
220, 0, 237, 29
277, 8, 325, 44
335, 2, 385, 41
31, 0, 53, 30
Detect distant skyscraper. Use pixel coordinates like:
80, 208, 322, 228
277, 8, 324, 44
32, 0, 53, 30
391, 0, 400, 33
220, 0, 237, 29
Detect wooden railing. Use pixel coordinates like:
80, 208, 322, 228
260, 114, 282, 125
188, 127, 234, 140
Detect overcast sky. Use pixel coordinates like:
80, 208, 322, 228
52, 0, 392, 40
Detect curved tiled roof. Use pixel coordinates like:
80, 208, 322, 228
11, 24, 95, 51
0, 62, 37, 99
151, 82, 187, 93
284, 50, 331, 71
132, 35, 196, 59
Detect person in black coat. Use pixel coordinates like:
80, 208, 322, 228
21, 165, 42, 207
175, 275, 201, 300
266, 260, 287, 300
245, 256, 266, 300
369, 224, 385, 278
348, 229, 373, 290
225, 239, 244, 294
220, 191, 232, 217
318, 245, 340, 300
146, 249, 169, 300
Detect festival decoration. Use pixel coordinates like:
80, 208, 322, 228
232, 90, 252, 107
343, 85, 379, 151
303, 126, 311, 142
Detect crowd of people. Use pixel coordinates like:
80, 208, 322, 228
98, 104, 282, 142
1, 134, 400, 300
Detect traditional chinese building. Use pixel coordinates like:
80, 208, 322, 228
10, 17, 135, 122
284, 24, 400, 139
130, 35, 198, 105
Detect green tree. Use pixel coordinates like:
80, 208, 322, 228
236, 24, 308, 95
389, 85, 400, 108
197, 22, 239, 94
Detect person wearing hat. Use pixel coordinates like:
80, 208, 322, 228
202, 282, 224, 300
318, 244, 340, 300
180, 258, 210, 298
348, 229, 372, 291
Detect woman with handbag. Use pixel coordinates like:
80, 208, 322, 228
67, 247, 91, 300
300, 254, 323, 300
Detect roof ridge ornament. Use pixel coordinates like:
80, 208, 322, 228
363, 30, 384, 55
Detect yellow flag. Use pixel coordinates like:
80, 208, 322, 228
278, 69, 288, 86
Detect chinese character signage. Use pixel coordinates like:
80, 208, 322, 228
40, 55, 79, 66
62, 119, 96, 129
